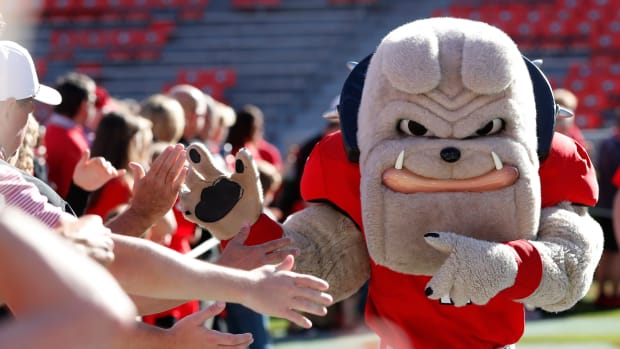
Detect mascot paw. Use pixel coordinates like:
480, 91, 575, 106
423, 232, 518, 306
179, 143, 263, 240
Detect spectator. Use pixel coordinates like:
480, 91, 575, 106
168, 84, 207, 146
44, 71, 96, 198
84, 110, 156, 224
553, 88, 590, 152
84, 85, 116, 141
199, 98, 236, 172
592, 107, 620, 308
274, 98, 340, 219
229, 104, 282, 172
257, 159, 283, 220
7, 113, 47, 181
140, 93, 185, 144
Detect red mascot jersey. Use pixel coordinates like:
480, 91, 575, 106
297, 131, 597, 349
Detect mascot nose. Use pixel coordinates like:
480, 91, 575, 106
440, 147, 461, 163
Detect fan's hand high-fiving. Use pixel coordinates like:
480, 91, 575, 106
180, 143, 263, 240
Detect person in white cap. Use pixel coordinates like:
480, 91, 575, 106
0, 40, 61, 161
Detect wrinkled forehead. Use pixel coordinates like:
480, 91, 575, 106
356, 18, 538, 161
376, 18, 524, 103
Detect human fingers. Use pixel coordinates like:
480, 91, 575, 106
263, 248, 300, 265
190, 301, 226, 323
129, 162, 146, 182
229, 224, 251, 246
293, 273, 330, 292
213, 332, 253, 348
78, 149, 90, 165
288, 295, 329, 317
279, 309, 313, 329
290, 285, 333, 307
168, 145, 187, 187
274, 254, 295, 272
256, 236, 294, 253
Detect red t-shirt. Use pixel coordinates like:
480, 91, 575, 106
297, 131, 597, 349
44, 123, 90, 198
612, 167, 620, 188
85, 177, 132, 219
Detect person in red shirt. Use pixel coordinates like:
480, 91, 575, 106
85, 111, 153, 220
44, 72, 96, 198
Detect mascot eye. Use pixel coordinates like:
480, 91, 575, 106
476, 118, 505, 136
399, 119, 435, 137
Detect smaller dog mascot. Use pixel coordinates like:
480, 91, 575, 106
180, 17, 604, 349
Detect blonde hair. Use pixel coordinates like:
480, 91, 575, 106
11, 114, 40, 175
140, 94, 185, 143
553, 88, 578, 110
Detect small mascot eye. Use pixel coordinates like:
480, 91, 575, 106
399, 119, 434, 137
476, 118, 505, 136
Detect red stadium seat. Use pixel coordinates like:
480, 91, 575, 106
232, 0, 281, 9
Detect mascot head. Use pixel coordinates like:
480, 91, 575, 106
355, 17, 542, 275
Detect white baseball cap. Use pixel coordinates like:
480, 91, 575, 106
0, 40, 61, 105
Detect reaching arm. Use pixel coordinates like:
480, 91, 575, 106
0, 207, 136, 349
122, 303, 253, 349
107, 233, 333, 328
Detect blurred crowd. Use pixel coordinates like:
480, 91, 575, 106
0, 13, 339, 349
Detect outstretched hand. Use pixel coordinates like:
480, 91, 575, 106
130, 144, 187, 224
72, 150, 126, 191
216, 223, 300, 270
167, 302, 254, 349
244, 255, 333, 328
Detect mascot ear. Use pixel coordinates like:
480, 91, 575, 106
523, 56, 562, 163
337, 53, 373, 163
338, 53, 563, 164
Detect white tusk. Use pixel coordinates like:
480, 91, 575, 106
491, 151, 503, 170
395, 150, 405, 170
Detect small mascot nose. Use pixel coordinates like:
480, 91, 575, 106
440, 147, 461, 163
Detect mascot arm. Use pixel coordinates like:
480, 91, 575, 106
283, 204, 371, 302
179, 143, 370, 303
521, 202, 604, 312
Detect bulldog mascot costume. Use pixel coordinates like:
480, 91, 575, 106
180, 17, 604, 349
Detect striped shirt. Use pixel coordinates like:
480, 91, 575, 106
0, 164, 65, 228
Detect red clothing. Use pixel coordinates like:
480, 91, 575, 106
298, 131, 597, 349
257, 138, 283, 172
612, 167, 620, 188
44, 122, 90, 198
85, 177, 132, 219
242, 130, 597, 348
142, 200, 200, 324
539, 132, 598, 207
